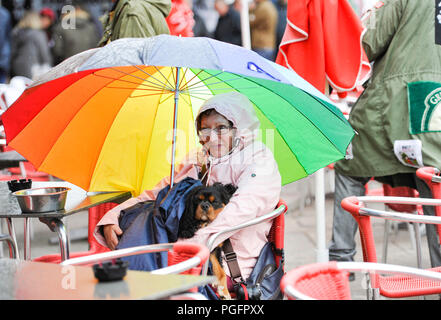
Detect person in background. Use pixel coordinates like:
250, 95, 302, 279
10, 11, 52, 80
52, 4, 100, 65
272, 0, 287, 52
328, 0, 441, 274
213, 0, 242, 46
249, 0, 278, 61
98, 0, 172, 46
192, 0, 218, 38
39, 7, 56, 49
0, 5, 12, 83
166, 0, 195, 37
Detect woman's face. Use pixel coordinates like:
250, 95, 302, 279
198, 111, 236, 158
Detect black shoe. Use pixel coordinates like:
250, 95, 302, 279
348, 272, 355, 282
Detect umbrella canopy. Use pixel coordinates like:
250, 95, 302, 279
275, 0, 371, 94
2, 35, 354, 196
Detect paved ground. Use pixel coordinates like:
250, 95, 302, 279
1, 169, 439, 300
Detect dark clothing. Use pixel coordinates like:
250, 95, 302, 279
214, 6, 241, 46
52, 13, 100, 65
193, 12, 210, 37
10, 28, 52, 79
0, 7, 12, 82
116, 177, 202, 271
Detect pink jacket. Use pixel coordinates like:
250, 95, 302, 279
94, 92, 282, 279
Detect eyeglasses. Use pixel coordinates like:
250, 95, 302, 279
198, 125, 234, 139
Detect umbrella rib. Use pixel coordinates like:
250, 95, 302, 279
181, 92, 211, 101
106, 86, 172, 93
178, 91, 193, 105
132, 65, 175, 91
179, 69, 204, 91
152, 65, 176, 92
182, 87, 259, 95
182, 75, 247, 93
244, 75, 353, 158
128, 92, 173, 99
93, 72, 171, 91
108, 66, 174, 91
180, 70, 227, 91
179, 67, 190, 88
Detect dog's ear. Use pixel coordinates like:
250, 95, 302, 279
223, 184, 238, 197
185, 185, 203, 204
213, 183, 237, 203
179, 185, 205, 239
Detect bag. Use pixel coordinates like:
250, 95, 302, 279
224, 240, 284, 300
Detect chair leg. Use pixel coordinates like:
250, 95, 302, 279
413, 222, 423, 269
0, 234, 17, 259
382, 219, 390, 263
6, 218, 20, 259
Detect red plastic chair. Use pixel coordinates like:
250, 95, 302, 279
341, 195, 441, 299
267, 199, 287, 270
281, 261, 441, 300
381, 184, 423, 267
416, 166, 441, 242
0, 145, 50, 181
33, 202, 118, 263
364, 180, 423, 266
60, 241, 211, 297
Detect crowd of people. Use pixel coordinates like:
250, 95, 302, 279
0, 0, 288, 84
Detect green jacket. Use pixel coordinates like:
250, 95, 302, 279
98, 0, 171, 46
335, 0, 441, 178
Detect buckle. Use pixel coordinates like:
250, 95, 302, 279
224, 251, 237, 262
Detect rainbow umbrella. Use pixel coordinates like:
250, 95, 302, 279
2, 35, 354, 196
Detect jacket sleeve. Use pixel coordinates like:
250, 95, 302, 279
361, 0, 404, 62
180, 147, 282, 248
93, 160, 199, 247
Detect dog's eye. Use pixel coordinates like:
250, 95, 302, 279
208, 195, 215, 202
198, 194, 205, 201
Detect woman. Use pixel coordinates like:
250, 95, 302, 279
10, 11, 52, 79
94, 92, 281, 280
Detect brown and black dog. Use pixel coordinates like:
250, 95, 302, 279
178, 182, 237, 299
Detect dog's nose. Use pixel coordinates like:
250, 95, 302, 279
200, 202, 210, 211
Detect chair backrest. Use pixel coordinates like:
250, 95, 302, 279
88, 202, 119, 252
267, 199, 287, 269
341, 195, 441, 264
382, 184, 418, 213
281, 261, 352, 300
341, 196, 378, 263
282, 261, 441, 300
61, 242, 210, 277
416, 167, 441, 241
168, 242, 209, 276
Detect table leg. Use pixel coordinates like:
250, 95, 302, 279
0, 234, 17, 259
39, 218, 70, 261
24, 217, 31, 260
6, 218, 20, 259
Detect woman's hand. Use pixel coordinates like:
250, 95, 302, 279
103, 224, 123, 250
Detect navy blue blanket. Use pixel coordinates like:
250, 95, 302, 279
116, 177, 203, 271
